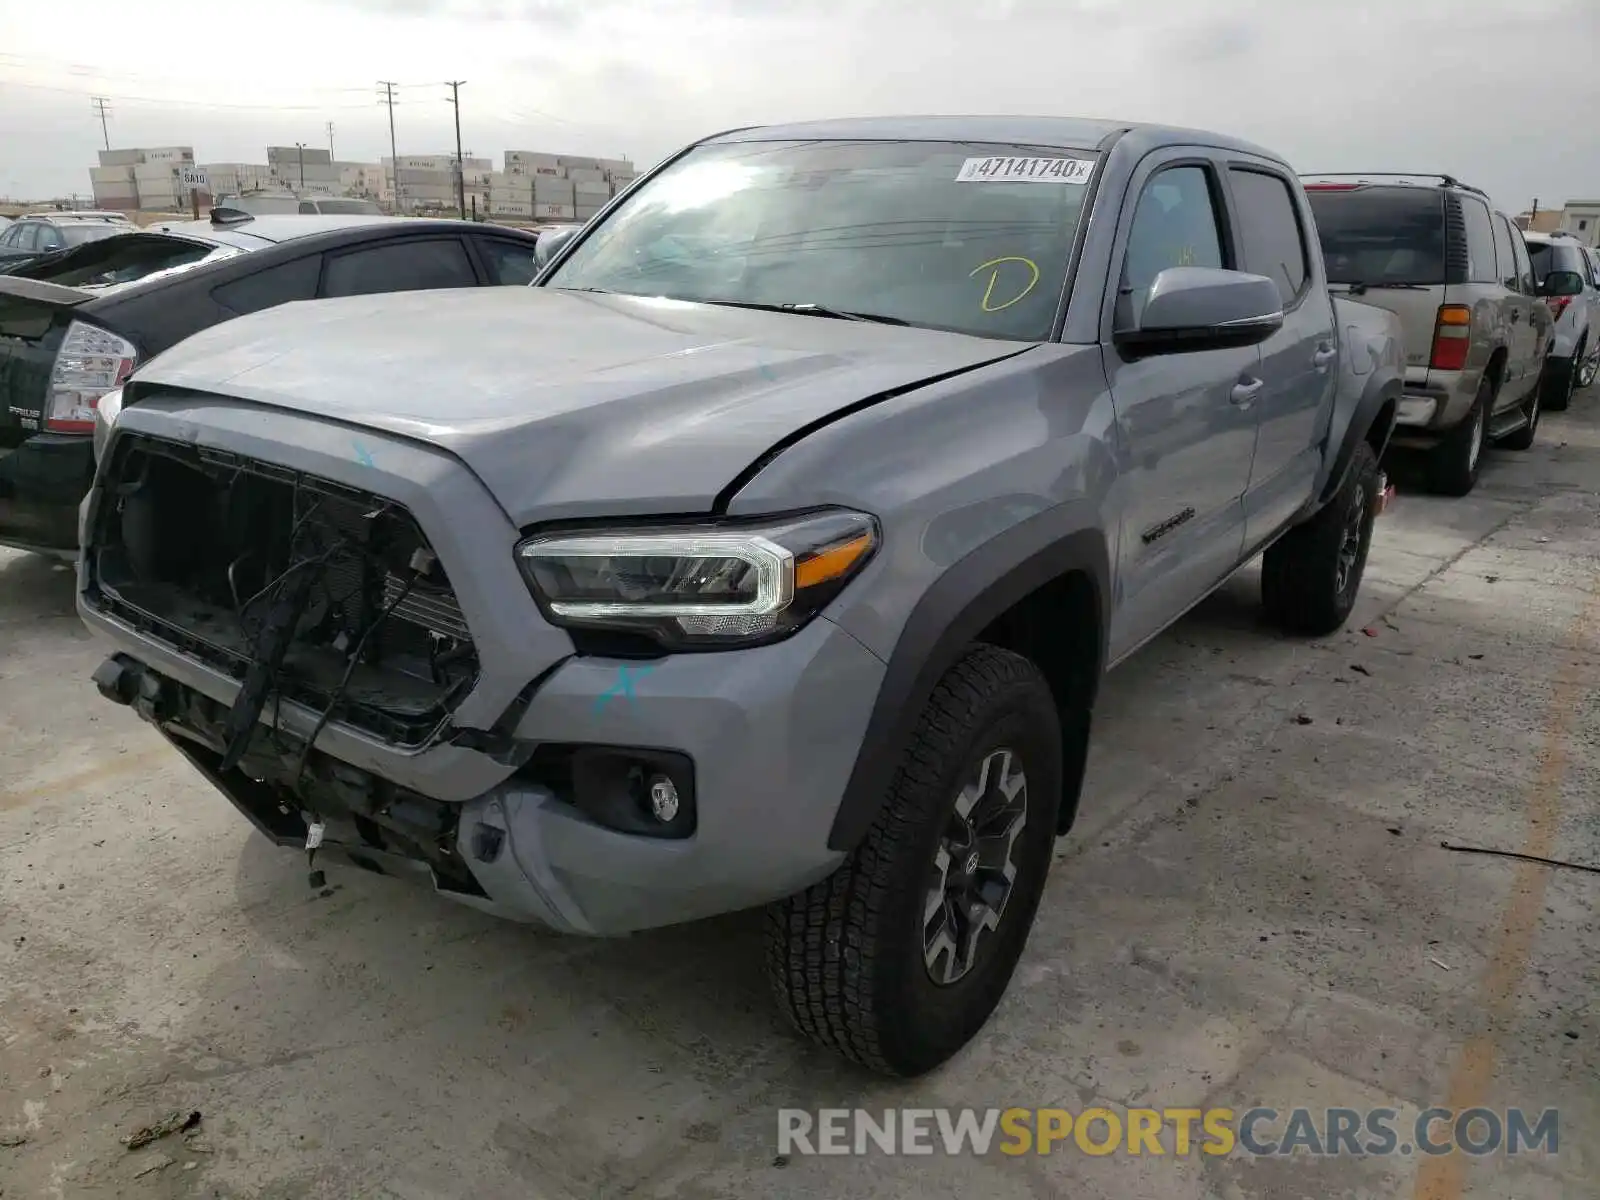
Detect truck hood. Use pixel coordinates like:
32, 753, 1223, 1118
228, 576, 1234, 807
127, 287, 1032, 522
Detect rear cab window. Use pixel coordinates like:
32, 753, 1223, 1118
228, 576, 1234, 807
1304, 185, 1445, 286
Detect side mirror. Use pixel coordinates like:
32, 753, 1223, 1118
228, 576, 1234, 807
1538, 270, 1585, 298
1115, 267, 1284, 355
534, 227, 577, 270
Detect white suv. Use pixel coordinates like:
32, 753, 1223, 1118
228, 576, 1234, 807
1525, 231, 1600, 409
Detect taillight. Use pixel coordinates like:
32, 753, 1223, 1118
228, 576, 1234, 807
1546, 296, 1573, 320
47, 320, 137, 434
1429, 304, 1472, 372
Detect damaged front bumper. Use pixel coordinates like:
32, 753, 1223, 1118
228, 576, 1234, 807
78, 399, 884, 935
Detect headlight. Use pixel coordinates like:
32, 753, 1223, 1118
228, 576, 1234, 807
516, 508, 878, 648
91, 386, 124, 465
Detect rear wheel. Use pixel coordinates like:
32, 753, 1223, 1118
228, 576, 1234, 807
1428, 376, 1492, 495
1542, 355, 1575, 412
765, 645, 1063, 1077
1262, 439, 1380, 636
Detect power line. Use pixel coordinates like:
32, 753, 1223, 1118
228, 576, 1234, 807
445, 81, 466, 220
0, 75, 377, 112
90, 95, 111, 151
378, 81, 401, 213
0, 52, 375, 93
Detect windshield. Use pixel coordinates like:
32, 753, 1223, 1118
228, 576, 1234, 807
543, 139, 1097, 340
1305, 186, 1445, 286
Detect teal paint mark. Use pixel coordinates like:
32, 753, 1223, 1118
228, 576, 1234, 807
593, 664, 655, 714
353, 440, 376, 467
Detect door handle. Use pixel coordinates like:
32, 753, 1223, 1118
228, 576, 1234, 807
1312, 344, 1337, 370
1230, 378, 1264, 408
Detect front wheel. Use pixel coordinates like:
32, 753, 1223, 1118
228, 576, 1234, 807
1261, 438, 1381, 636
765, 645, 1064, 1077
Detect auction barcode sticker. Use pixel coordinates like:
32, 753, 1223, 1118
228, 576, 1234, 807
955, 156, 1095, 185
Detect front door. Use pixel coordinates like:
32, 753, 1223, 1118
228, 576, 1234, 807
1104, 156, 1262, 664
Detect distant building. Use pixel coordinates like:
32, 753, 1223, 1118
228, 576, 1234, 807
89, 146, 195, 212
486, 150, 636, 221
1515, 208, 1564, 234
86, 144, 633, 217
1558, 200, 1600, 248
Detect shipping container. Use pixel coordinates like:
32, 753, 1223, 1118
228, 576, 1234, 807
97, 149, 144, 167
567, 167, 607, 184
533, 179, 576, 201
573, 180, 611, 197
533, 202, 577, 219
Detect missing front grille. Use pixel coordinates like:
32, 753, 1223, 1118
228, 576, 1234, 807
86, 433, 479, 748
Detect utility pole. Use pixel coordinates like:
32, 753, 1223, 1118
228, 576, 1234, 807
445, 80, 467, 220
90, 97, 112, 150
295, 142, 307, 190
327, 121, 336, 160
377, 81, 401, 213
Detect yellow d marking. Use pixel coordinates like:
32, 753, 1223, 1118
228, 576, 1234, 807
970, 256, 1040, 312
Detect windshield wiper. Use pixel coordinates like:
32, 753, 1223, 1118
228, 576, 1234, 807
1333, 281, 1433, 295
701, 299, 909, 326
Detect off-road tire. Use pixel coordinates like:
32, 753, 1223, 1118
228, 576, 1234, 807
1542, 355, 1575, 413
1499, 381, 1540, 451
1428, 375, 1493, 496
1261, 439, 1380, 637
765, 644, 1063, 1077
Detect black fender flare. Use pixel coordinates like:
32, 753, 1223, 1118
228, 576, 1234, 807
827, 503, 1110, 852
1317, 368, 1402, 507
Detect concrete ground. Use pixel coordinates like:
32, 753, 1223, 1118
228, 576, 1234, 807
2, 390, 1596, 1200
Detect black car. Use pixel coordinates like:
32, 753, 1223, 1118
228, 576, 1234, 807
0, 211, 543, 556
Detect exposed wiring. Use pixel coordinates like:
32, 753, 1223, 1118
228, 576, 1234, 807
289, 571, 419, 788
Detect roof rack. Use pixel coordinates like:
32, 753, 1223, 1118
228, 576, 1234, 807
1298, 172, 1489, 198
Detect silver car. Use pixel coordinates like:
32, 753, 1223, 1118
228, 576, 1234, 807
1524, 230, 1600, 407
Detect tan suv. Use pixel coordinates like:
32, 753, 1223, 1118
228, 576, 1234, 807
1302, 174, 1551, 496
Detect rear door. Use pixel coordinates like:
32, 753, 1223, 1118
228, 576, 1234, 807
1493, 213, 1540, 397
1303, 184, 1447, 385
1224, 163, 1334, 549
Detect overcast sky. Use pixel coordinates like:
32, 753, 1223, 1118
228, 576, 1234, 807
1, 0, 1595, 214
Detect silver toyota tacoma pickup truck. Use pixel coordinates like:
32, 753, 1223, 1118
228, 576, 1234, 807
80, 117, 1403, 1077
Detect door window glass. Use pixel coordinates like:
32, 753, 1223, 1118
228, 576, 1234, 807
1228, 169, 1308, 304
1460, 198, 1497, 284
478, 239, 542, 285
1119, 165, 1226, 327
321, 238, 478, 298
212, 255, 323, 314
